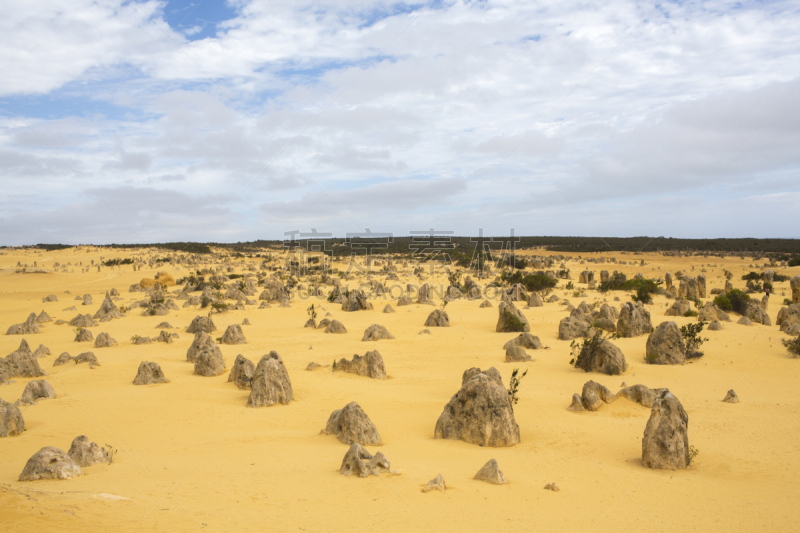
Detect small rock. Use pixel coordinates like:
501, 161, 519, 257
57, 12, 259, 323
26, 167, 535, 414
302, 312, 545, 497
473, 458, 507, 485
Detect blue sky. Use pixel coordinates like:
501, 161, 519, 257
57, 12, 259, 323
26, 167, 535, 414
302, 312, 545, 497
0, 0, 799, 245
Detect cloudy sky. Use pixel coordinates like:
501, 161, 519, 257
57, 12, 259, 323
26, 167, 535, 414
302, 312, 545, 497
1, 0, 799, 245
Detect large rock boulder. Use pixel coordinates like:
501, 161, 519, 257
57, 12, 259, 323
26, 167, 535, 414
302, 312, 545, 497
642, 390, 689, 470
616, 302, 653, 338
573, 380, 618, 411
247, 351, 293, 407
228, 354, 255, 389
558, 315, 590, 340
473, 458, 508, 485
777, 303, 800, 327
186, 332, 221, 363
133, 361, 169, 385
646, 322, 686, 365
424, 310, 450, 327
194, 348, 226, 377
362, 324, 395, 341
220, 324, 247, 344
342, 290, 373, 312
93, 293, 121, 320
745, 300, 771, 326
334, 350, 386, 379
187, 316, 217, 334
322, 402, 382, 446
503, 332, 542, 351
434, 367, 520, 447
339, 443, 391, 477
19, 447, 83, 481
791, 275, 800, 304
67, 435, 109, 467
505, 346, 531, 362
74, 328, 93, 343
618, 384, 667, 408
1, 399, 25, 437
94, 332, 117, 348
19, 380, 56, 404
665, 300, 692, 317
4, 345, 47, 378
528, 292, 543, 307
325, 319, 347, 334
69, 314, 98, 328
698, 302, 730, 322
6, 313, 41, 336
496, 301, 530, 333
574, 336, 627, 375
74, 352, 99, 366
678, 277, 700, 300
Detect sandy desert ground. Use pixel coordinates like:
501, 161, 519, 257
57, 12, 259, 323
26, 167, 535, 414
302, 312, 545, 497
1, 246, 799, 532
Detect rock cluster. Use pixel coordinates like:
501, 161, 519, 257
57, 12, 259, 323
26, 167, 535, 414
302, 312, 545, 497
322, 402, 382, 445
334, 351, 386, 379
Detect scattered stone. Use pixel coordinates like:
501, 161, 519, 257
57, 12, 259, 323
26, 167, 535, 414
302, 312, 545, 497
383, 304, 395, 313
645, 322, 686, 365
186, 332, 221, 363
220, 324, 247, 345
42, 295, 58, 303
322, 402, 382, 446
68, 435, 109, 467
723, 389, 739, 403
737, 316, 753, 326
573, 335, 627, 375
480, 300, 493, 308
187, 315, 217, 334
618, 384, 667, 408
473, 458, 507, 485
1, 399, 25, 436
422, 474, 446, 492
496, 301, 530, 333
418, 329, 431, 335
6, 313, 40, 335
155, 322, 173, 329
435, 367, 519, 447
194, 348, 226, 377
424, 309, 451, 327
707, 320, 723, 331
558, 315, 590, 340
53, 352, 74, 366
19, 380, 56, 404
35, 310, 52, 323
33, 344, 50, 358
340, 443, 391, 477
642, 390, 690, 470
362, 324, 395, 341
567, 393, 585, 412
503, 332, 543, 351
94, 332, 117, 348
579, 380, 618, 411
247, 351, 293, 407
228, 355, 255, 389
505, 346, 531, 362
616, 302, 653, 337
74, 352, 99, 366
544, 482, 560, 492
325, 320, 347, 334
306, 362, 330, 371
133, 361, 169, 385
74, 328, 93, 342
341, 290, 373, 312
19, 447, 82, 481
334, 351, 386, 379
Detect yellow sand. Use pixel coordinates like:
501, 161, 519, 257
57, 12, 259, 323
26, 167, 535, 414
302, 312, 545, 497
1, 247, 799, 532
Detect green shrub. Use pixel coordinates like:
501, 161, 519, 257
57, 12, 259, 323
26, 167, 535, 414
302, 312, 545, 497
631, 286, 653, 304
598, 272, 627, 292
683, 310, 699, 317
505, 312, 527, 332
713, 294, 732, 311
789, 258, 800, 267
741, 272, 761, 281
680, 322, 708, 357
782, 336, 800, 357
565, 281, 574, 290
726, 289, 751, 314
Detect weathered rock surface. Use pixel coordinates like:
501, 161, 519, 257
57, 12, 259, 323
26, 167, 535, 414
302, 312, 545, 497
496, 301, 530, 333
645, 322, 686, 365
618, 384, 667, 408
228, 355, 255, 389
186, 332, 221, 363
341, 290, 373, 312
422, 473, 446, 492
616, 302, 653, 338
74, 352, 99, 366
187, 316, 216, 334
247, 351, 293, 407
325, 320, 347, 334
322, 402, 382, 446
473, 458, 507, 485
1, 399, 25, 437
53, 352, 74, 366
558, 315, 590, 340
707, 320, 723, 331
574, 337, 627, 375
6, 313, 40, 335
723, 389, 739, 403
68, 435, 109, 467
424, 309, 450, 327
334, 350, 386, 379
194, 347, 226, 377
579, 380, 618, 411
362, 324, 395, 341
74, 328, 93, 343
434, 367, 519, 447
69, 314, 98, 328
503, 332, 543, 351
665, 300, 692, 317
19, 447, 83, 481
94, 332, 117, 348
505, 346, 531, 362
339, 443, 391, 477
642, 390, 689, 470
133, 361, 169, 385
19, 380, 56, 404
220, 324, 247, 344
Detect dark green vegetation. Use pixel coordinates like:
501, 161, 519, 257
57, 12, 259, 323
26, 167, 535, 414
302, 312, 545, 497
680, 322, 708, 358
500, 270, 558, 295
102, 257, 134, 266
713, 289, 751, 315
782, 336, 800, 357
